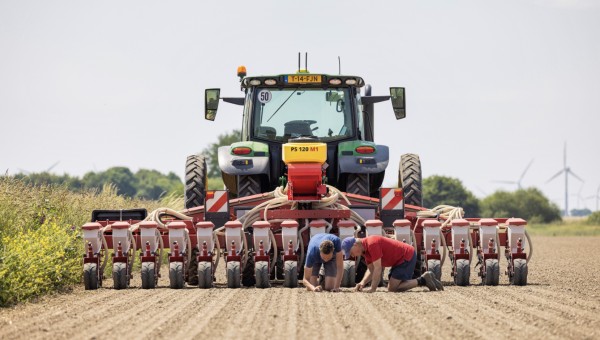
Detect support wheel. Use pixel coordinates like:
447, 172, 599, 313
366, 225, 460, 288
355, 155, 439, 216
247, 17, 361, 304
511, 259, 528, 286
484, 259, 500, 286
342, 260, 356, 288
255, 261, 271, 289
141, 262, 156, 289
399, 153, 423, 207
454, 259, 470, 286
283, 261, 298, 288
83, 263, 98, 290
227, 261, 241, 288
185, 154, 207, 209
112, 262, 128, 290
169, 262, 185, 289
197, 261, 213, 289
427, 259, 442, 281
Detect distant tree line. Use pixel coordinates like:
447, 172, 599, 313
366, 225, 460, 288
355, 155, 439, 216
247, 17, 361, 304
423, 175, 562, 223
11, 167, 183, 200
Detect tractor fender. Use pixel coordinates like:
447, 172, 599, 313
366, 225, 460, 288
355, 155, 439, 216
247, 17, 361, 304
218, 145, 270, 177
338, 144, 389, 174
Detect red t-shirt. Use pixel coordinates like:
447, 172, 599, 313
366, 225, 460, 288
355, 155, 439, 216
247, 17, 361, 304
362, 235, 414, 267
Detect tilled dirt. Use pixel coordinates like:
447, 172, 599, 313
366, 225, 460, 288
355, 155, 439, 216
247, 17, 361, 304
1, 236, 599, 340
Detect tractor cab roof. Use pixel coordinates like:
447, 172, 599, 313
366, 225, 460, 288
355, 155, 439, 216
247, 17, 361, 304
240, 72, 365, 89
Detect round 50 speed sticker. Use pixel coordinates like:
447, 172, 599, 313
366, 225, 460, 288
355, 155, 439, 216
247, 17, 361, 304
258, 90, 272, 104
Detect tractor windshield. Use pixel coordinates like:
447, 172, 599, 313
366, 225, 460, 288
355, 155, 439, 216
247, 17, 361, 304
251, 87, 354, 142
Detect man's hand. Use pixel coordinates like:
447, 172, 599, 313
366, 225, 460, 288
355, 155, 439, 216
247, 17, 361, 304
354, 283, 364, 292
314, 285, 323, 292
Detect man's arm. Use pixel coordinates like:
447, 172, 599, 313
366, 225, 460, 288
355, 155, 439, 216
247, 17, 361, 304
334, 252, 343, 291
302, 266, 321, 292
367, 259, 382, 293
356, 262, 373, 291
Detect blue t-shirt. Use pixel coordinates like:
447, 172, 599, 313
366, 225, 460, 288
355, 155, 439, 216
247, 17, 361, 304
304, 233, 342, 268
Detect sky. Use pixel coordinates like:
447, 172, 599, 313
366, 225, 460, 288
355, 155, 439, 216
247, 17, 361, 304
1, 0, 599, 212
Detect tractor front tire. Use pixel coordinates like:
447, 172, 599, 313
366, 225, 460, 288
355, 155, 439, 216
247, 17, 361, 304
238, 175, 262, 197
185, 154, 207, 209
399, 154, 423, 207
346, 174, 369, 196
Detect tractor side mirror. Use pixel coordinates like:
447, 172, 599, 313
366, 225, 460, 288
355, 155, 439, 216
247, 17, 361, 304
389, 87, 406, 120
205, 88, 221, 121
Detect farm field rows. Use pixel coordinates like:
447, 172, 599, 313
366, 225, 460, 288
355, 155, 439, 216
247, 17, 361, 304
1, 236, 598, 339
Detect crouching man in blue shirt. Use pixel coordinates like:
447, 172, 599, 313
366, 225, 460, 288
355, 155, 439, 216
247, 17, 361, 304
302, 233, 344, 292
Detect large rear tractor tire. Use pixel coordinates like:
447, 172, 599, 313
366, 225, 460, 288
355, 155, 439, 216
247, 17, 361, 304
227, 261, 241, 288
511, 259, 528, 286
238, 175, 262, 197
484, 259, 500, 286
255, 261, 271, 289
141, 262, 156, 289
283, 261, 298, 288
399, 154, 423, 207
346, 174, 369, 196
454, 259, 470, 286
427, 259, 442, 281
342, 260, 356, 288
185, 154, 207, 209
197, 261, 213, 289
83, 263, 98, 290
169, 262, 185, 289
112, 262, 128, 290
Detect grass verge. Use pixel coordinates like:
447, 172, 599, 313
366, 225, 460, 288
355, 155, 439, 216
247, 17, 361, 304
0, 177, 181, 306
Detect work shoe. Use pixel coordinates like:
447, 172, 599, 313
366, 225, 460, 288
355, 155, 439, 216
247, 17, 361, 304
421, 271, 438, 291
433, 276, 444, 291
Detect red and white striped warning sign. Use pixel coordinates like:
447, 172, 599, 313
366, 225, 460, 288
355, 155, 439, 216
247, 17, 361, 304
380, 188, 404, 211
205, 190, 228, 213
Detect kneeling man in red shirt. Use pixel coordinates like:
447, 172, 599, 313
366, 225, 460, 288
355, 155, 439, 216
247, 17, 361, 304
342, 235, 443, 293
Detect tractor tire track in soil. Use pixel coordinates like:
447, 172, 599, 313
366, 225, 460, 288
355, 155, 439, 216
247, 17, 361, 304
1, 236, 599, 339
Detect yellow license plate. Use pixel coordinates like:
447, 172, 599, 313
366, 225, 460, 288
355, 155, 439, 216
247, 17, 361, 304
286, 75, 322, 84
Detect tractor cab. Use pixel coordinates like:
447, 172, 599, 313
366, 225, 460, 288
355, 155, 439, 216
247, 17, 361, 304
189, 67, 406, 207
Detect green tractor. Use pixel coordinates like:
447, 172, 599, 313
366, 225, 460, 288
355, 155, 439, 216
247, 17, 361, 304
185, 66, 422, 209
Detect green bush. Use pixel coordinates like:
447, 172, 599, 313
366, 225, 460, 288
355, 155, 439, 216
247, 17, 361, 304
423, 175, 480, 216
587, 211, 600, 225
0, 177, 182, 306
0, 221, 81, 306
480, 188, 561, 223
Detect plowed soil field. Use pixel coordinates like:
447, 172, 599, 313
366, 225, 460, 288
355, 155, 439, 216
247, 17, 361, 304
1, 236, 599, 340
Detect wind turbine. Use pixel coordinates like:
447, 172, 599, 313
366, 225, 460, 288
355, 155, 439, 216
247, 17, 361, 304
570, 183, 586, 210
17, 161, 60, 175
493, 159, 534, 189
586, 185, 600, 211
546, 142, 583, 217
